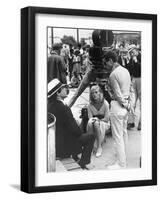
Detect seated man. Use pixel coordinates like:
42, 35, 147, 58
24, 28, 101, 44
48, 78, 95, 170
87, 85, 110, 158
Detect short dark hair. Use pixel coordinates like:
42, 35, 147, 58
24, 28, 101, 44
104, 50, 118, 62
70, 48, 74, 54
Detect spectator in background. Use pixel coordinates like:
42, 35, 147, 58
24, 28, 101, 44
48, 43, 67, 84
60, 44, 69, 65
81, 53, 89, 76
118, 48, 130, 72
119, 43, 125, 50
77, 43, 84, 61
72, 49, 82, 81
68, 48, 74, 81
87, 85, 110, 157
70, 71, 80, 88
127, 47, 141, 130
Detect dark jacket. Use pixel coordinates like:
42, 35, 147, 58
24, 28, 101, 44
127, 53, 141, 77
47, 52, 67, 83
118, 56, 130, 73
48, 99, 82, 158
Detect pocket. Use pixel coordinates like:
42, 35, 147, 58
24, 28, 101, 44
110, 101, 127, 116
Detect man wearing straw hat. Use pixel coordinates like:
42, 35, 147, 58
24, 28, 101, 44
48, 78, 95, 170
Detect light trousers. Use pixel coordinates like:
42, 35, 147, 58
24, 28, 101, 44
110, 100, 128, 167
128, 77, 141, 126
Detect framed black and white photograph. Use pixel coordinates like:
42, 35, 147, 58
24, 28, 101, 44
21, 6, 157, 193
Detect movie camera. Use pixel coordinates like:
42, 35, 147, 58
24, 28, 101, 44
68, 29, 114, 108
88, 29, 114, 83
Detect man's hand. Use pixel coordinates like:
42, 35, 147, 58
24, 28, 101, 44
122, 100, 134, 113
91, 117, 99, 123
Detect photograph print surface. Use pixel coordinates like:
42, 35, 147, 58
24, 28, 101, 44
47, 26, 141, 173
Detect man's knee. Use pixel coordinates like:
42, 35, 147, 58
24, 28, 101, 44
93, 120, 100, 128
79, 132, 95, 145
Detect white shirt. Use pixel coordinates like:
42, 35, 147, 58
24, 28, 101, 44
109, 65, 131, 106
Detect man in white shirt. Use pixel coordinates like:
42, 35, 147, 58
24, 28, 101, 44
103, 51, 131, 169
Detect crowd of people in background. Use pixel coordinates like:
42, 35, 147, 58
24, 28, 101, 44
47, 38, 141, 170
48, 42, 91, 87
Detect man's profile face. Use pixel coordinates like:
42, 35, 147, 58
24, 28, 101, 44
103, 58, 114, 74
59, 86, 69, 100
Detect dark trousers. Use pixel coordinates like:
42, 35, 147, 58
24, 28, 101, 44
69, 65, 73, 81
77, 133, 95, 166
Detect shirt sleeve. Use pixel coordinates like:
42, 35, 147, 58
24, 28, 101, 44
109, 73, 126, 106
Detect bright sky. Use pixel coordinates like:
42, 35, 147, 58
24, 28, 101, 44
48, 27, 140, 39
47, 27, 141, 47
48, 27, 93, 41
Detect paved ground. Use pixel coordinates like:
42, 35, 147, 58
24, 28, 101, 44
64, 87, 141, 171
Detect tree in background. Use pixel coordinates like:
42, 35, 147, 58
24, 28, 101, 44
61, 35, 77, 47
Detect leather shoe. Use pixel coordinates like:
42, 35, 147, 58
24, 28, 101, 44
95, 147, 102, 157
107, 162, 126, 170
127, 123, 135, 130
78, 161, 95, 170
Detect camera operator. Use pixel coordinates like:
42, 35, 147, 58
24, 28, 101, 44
104, 50, 131, 169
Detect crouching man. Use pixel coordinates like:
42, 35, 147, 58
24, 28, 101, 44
48, 78, 95, 170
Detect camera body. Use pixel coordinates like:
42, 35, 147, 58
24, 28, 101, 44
89, 30, 114, 81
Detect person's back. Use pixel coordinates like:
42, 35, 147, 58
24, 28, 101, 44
110, 65, 131, 100
48, 98, 82, 158
48, 53, 67, 84
48, 44, 67, 84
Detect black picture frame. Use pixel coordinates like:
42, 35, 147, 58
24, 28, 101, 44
21, 6, 157, 193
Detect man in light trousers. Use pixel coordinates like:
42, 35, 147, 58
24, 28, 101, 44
104, 51, 131, 169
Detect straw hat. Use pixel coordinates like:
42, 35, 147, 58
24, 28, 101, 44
48, 78, 67, 98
